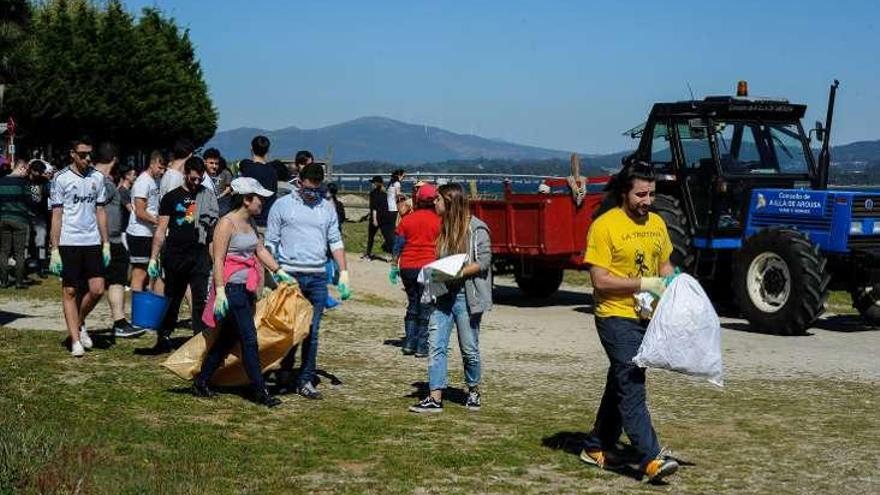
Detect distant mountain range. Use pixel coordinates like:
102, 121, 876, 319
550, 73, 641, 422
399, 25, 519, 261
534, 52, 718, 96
205, 116, 574, 164
205, 116, 880, 175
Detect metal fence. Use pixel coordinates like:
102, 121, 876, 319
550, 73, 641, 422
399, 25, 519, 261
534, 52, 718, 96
331, 172, 565, 196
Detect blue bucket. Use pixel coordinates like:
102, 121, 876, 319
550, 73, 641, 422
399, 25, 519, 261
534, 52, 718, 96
131, 291, 169, 331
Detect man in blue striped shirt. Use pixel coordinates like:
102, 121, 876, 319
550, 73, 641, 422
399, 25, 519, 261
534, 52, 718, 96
265, 163, 351, 400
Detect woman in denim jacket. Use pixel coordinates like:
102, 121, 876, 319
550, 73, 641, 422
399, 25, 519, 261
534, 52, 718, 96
409, 183, 492, 413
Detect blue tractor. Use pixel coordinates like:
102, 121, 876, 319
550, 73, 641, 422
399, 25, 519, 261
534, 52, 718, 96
629, 80, 876, 335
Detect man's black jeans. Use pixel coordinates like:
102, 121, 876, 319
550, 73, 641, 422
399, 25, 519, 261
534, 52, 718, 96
583, 316, 661, 465
159, 246, 210, 338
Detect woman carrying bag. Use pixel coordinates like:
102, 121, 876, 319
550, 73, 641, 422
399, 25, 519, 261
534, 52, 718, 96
409, 183, 492, 413
193, 177, 295, 408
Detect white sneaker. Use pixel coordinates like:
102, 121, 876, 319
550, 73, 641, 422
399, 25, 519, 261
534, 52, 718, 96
71, 341, 85, 357
79, 325, 93, 349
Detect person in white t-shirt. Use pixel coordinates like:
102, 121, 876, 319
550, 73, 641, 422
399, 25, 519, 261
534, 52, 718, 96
159, 138, 193, 200
49, 137, 111, 357
386, 169, 404, 214
126, 150, 165, 292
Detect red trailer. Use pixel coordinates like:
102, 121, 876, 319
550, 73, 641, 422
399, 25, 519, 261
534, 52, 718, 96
470, 176, 611, 297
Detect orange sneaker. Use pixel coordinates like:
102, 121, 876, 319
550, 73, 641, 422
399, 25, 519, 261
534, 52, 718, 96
579, 449, 619, 470
643, 457, 679, 482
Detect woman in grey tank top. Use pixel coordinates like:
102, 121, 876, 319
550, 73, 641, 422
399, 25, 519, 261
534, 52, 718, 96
193, 177, 295, 408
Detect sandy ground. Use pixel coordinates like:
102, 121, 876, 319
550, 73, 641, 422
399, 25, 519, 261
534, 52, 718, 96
2, 255, 879, 382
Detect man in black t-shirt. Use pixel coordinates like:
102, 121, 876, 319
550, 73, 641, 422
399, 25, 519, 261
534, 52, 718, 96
144, 157, 218, 353
238, 135, 278, 228
362, 175, 390, 260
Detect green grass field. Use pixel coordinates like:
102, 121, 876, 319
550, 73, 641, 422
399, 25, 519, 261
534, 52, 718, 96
2, 309, 878, 494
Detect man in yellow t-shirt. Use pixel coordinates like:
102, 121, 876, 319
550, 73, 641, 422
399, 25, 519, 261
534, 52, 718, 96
579, 160, 679, 483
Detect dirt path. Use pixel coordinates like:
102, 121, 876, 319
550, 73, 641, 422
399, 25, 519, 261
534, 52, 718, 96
3, 255, 879, 382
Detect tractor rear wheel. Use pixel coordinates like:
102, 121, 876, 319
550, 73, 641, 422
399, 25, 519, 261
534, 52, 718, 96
515, 265, 564, 298
850, 284, 880, 326
733, 228, 830, 335
652, 194, 694, 271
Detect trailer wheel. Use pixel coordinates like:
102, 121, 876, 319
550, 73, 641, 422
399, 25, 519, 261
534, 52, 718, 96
515, 266, 564, 298
652, 194, 694, 271
850, 284, 880, 326
733, 228, 829, 335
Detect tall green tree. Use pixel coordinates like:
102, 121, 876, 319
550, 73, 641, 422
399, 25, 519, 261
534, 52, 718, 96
132, 8, 217, 149
0, 0, 33, 111
6, 0, 217, 153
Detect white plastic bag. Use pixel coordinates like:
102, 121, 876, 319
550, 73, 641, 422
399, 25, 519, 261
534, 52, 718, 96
632, 273, 724, 387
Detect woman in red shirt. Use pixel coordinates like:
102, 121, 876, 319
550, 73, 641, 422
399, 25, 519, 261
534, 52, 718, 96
390, 184, 441, 356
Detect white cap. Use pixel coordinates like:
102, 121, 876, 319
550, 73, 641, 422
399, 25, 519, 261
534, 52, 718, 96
231, 177, 273, 197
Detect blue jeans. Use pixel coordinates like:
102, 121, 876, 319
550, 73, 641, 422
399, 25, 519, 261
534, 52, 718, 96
400, 268, 431, 354
583, 316, 661, 464
197, 284, 265, 392
427, 288, 482, 391
280, 271, 328, 387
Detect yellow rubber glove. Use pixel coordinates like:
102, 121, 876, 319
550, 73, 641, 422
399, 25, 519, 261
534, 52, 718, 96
639, 277, 666, 297
49, 248, 63, 276
102, 242, 111, 267
338, 270, 351, 300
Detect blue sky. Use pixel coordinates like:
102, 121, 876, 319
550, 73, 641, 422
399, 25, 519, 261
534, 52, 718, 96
125, 0, 879, 154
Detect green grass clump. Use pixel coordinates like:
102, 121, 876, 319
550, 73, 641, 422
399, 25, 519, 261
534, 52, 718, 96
1, 309, 878, 494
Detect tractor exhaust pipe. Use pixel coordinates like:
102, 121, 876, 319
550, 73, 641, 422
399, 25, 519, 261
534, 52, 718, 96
815, 79, 839, 190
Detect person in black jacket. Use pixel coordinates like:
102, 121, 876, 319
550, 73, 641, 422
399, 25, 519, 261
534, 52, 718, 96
362, 176, 389, 260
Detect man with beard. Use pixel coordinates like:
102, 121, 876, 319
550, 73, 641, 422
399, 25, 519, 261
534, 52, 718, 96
145, 157, 218, 353
580, 160, 680, 483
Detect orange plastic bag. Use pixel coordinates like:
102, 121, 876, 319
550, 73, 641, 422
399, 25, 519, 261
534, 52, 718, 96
161, 283, 313, 386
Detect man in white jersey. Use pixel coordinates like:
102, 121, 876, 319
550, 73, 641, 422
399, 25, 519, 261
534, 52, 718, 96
126, 150, 165, 292
49, 137, 110, 357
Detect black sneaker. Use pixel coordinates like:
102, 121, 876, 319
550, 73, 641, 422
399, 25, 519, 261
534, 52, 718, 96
401, 347, 415, 356
465, 390, 481, 411
254, 388, 282, 408
135, 336, 174, 355
114, 320, 146, 338
297, 382, 323, 400
192, 380, 217, 398
409, 396, 443, 414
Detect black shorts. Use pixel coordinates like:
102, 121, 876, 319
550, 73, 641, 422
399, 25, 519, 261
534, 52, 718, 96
104, 242, 130, 286
59, 245, 105, 288
127, 235, 152, 265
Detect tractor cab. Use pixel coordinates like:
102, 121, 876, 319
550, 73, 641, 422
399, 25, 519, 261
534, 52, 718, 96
631, 87, 817, 246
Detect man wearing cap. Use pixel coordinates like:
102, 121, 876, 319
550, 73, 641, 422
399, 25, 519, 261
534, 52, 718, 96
143, 157, 218, 353
362, 175, 389, 260
265, 162, 351, 400
390, 183, 441, 356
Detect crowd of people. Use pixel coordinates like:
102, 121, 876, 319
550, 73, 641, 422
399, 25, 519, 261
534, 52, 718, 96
2, 134, 681, 482
6, 135, 347, 385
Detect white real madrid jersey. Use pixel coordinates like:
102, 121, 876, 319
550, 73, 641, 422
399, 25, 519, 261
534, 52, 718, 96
50, 166, 108, 246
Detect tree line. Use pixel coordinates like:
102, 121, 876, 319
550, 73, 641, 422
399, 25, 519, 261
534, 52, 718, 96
1, 0, 216, 159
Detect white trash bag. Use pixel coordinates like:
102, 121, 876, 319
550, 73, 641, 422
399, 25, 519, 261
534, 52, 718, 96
632, 273, 724, 387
